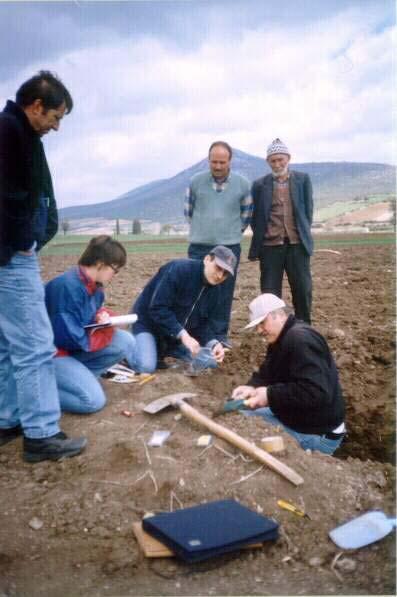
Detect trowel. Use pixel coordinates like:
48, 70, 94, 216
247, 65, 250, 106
329, 511, 397, 549
212, 398, 249, 418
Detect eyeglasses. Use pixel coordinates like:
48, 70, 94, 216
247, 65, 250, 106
109, 264, 121, 275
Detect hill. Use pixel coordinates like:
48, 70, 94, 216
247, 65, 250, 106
59, 149, 395, 224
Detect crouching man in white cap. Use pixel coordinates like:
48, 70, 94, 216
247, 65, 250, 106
232, 294, 345, 455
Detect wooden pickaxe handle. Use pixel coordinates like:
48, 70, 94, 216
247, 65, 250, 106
176, 399, 303, 486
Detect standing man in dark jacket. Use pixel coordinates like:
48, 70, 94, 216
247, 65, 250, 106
131, 246, 237, 373
232, 294, 345, 455
0, 71, 86, 462
249, 139, 313, 323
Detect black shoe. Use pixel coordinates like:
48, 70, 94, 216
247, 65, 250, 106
0, 424, 22, 447
23, 431, 87, 463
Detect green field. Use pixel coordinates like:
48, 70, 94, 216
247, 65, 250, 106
41, 232, 395, 256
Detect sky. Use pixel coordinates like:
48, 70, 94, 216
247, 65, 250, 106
0, 0, 395, 208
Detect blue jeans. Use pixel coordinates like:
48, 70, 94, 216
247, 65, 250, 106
55, 330, 137, 414
188, 243, 241, 338
0, 252, 61, 439
244, 407, 343, 455
132, 331, 217, 374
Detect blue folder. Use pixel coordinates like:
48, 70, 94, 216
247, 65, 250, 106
142, 499, 279, 562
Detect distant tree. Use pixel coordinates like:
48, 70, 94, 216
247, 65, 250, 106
115, 219, 120, 235
132, 219, 142, 235
60, 219, 70, 235
161, 224, 172, 235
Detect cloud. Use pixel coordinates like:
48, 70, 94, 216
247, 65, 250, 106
0, 2, 394, 207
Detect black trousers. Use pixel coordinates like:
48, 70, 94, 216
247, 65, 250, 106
259, 243, 312, 324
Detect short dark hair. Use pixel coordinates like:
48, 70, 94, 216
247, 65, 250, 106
16, 70, 73, 113
208, 141, 233, 160
78, 236, 127, 269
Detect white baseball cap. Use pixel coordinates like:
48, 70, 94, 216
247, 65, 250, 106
244, 294, 286, 329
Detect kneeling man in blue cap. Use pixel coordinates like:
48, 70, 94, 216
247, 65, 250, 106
232, 294, 345, 455
130, 246, 236, 373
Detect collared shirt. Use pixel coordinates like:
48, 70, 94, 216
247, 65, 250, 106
264, 177, 300, 245
184, 172, 253, 232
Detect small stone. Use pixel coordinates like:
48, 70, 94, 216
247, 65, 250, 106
179, 478, 185, 487
254, 577, 262, 583
335, 557, 357, 572
196, 434, 212, 447
29, 517, 44, 530
334, 328, 345, 339
309, 556, 324, 567
174, 414, 182, 421
94, 492, 103, 503
328, 328, 345, 339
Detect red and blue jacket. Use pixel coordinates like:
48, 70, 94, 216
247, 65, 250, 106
45, 266, 113, 354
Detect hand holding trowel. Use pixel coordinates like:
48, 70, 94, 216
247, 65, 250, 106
214, 385, 260, 416
212, 397, 249, 417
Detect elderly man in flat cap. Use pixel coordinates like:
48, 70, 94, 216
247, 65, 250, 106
232, 294, 345, 455
249, 139, 313, 323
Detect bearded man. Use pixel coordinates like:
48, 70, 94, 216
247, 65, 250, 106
248, 139, 313, 323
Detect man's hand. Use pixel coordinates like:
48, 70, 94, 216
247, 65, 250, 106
245, 387, 268, 409
232, 385, 256, 400
180, 331, 201, 357
211, 342, 225, 363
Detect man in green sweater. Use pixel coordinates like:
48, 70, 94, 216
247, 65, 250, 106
184, 141, 252, 343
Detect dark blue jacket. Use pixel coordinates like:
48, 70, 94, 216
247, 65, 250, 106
248, 315, 344, 434
248, 170, 313, 259
45, 267, 104, 352
0, 101, 58, 265
132, 259, 225, 346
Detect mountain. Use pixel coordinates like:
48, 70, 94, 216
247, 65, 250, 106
59, 148, 395, 223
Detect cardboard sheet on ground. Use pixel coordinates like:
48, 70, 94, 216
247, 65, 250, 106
132, 522, 264, 558
142, 499, 279, 562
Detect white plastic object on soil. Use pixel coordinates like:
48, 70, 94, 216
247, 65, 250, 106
329, 511, 397, 549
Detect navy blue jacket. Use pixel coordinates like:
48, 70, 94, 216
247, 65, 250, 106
248, 170, 313, 259
0, 101, 58, 265
248, 315, 345, 434
132, 259, 225, 346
